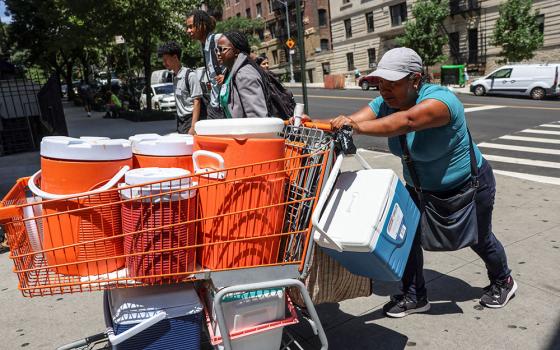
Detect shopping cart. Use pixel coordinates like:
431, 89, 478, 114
0, 123, 336, 349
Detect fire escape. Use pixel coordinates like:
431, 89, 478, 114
444, 0, 487, 72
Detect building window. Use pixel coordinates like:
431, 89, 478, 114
320, 39, 329, 51
272, 50, 279, 65
344, 19, 352, 38
390, 2, 407, 27
318, 9, 328, 27
257, 30, 264, 41
268, 0, 273, 13
235, 0, 239, 3
256, 3, 263, 17
322, 62, 331, 75
449, 32, 460, 63
367, 48, 376, 68
268, 22, 276, 38
346, 52, 354, 71
236, 13, 241, 17
366, 12, 374, 32
343, 0, 350, 3
537, 14, 545, 34
246, 8, 251, 18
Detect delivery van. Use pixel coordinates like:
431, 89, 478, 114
470, 64, 560, 100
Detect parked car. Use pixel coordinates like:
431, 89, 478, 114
358, 72, 379, 91
139, 83, 176, 111
470, 64, 560, 100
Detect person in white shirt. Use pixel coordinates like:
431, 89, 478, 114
158, 41, 203, 134
186, 10, 225, 119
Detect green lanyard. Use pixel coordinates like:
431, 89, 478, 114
219, 74, 233, 119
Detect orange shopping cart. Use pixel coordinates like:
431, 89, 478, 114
0, 123, 336, 350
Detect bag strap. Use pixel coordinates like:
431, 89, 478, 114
399, 128, 478, 192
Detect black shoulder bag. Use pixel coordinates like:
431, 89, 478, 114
399, 130, 479, 251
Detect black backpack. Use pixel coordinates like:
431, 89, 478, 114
261, 70, 296, 120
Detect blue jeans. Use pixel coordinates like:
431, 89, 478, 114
402, 160, 511, 301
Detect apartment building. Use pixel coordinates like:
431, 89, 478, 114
326, 0, 560, 80
222, 0, 333, 83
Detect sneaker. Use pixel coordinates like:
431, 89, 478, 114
479, 275, 517, 308
383, 294, 431, 318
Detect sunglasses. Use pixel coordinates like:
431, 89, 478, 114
215, 46, 233, 54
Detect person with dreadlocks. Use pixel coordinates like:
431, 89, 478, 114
215, 31, 269, 118
186, 10, 225, 119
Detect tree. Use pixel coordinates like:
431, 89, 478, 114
492, 0, 543, 63
216, 16, 265, 47
396, 0, 449, 73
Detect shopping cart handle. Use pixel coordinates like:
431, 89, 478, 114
107, 311, 167, 345
311, 154, 344, 252
284, 119, 333, 131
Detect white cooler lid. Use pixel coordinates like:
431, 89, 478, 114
314, 169, 398, 252
124, 167, 191, 186
194, 118, 284, 137
41, 136, 132, 161
108, 284, 202, 325
130, 134, 194, 156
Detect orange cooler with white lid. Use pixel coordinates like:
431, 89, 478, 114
193, 118, 286, 179
120, 167, 197, 283
33, 136, 132, 276
192, 118, 287, 270
129, 133, 194, 172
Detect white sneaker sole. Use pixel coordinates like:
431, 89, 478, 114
385, 302, 431, 318
482, 280, 518, 309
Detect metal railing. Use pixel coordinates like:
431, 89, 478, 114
450, 0, 480, 15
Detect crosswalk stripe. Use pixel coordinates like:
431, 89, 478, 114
478, 142, 560, 155
483, 155, 560, 169
499, 135, 560, 144
521, 129, 560, 136
540, 124, 560, 128
492, 170, 560, 185
464, 105, 505, 113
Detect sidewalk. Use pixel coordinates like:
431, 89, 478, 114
284, 82, 473, 95
0, 103, 558, 349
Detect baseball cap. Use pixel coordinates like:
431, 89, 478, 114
371, 47, 423, 81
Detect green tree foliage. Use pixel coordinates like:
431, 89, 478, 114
492, 0, 543, 63
396, 0, 449, 71
216, 16, 265, 48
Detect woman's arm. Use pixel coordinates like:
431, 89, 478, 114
234, 68, 268, 118
347, 99, 451, 137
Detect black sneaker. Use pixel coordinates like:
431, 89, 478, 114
383, 294, 431, 318
479, 275, 517, 308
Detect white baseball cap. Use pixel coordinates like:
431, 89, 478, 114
371, 47, 423, 81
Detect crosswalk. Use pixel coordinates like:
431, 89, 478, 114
476, 121, 560, 185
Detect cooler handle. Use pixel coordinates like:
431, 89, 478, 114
192, 150, 227, 180
107, 311, 167, 345
311, 154, 344, 252
27, 166, 130, 200
311, 149, 373, 252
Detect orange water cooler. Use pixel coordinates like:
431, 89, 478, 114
129, 133, 194, 172
119, 167, 197, 283
193, 118, 287, 270
30, 136, 132, 276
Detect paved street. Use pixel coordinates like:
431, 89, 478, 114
292, 88, 560, 185
0, 91, 558, 349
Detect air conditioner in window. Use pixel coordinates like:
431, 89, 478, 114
315, 48, 322, 53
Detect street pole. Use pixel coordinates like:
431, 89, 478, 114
294, 0, 308, 113
282, 1, 296, 83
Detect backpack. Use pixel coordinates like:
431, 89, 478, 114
261, 70, 296, 120
182, 67, 207, 119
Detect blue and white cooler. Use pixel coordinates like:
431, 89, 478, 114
312, 154, 420, 281
104, 283, 203, 350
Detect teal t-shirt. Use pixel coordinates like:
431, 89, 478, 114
368, 83, 483, 192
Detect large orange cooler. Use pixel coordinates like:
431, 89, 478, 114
32, 136, 132, 276
130, 133, 194, 172
120, 167, 197, 283
192, 119, 287, 270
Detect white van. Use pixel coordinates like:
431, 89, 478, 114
470, 64, 560, 100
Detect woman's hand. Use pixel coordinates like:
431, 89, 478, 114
330, 115, 359, 132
